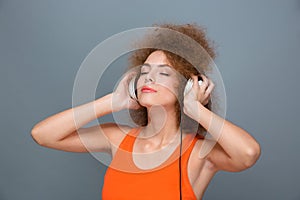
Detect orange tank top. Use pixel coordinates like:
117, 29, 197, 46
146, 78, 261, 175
102, 127, 201, 200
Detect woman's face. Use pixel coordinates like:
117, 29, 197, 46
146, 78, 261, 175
136, 50, 180, 108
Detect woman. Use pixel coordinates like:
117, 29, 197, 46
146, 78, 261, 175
31, 23, 261, 200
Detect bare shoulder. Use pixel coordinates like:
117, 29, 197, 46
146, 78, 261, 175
100, 123, 133, 151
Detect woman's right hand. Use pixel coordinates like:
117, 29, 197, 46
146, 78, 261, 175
111, 71, 141, 112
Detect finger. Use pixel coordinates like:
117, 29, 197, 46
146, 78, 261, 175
200, 74, 209, 92
191, 75, 199, 90
127, 71, 137, 80
201, 92, 210, 105
205, 79, 215, 96
204, 99, 209, 105
124, 71, 138, 86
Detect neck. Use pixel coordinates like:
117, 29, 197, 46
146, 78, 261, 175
140, 105, 181, 147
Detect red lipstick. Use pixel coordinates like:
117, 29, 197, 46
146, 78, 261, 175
141, 86, 157, 93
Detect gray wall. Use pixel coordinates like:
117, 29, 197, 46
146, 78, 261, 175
1, 0, 299, 199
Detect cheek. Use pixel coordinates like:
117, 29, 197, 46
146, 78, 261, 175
136, 77, 145, 91
164, 84, 178, 96
157, 84, 180, 101
159, 79, 179, 94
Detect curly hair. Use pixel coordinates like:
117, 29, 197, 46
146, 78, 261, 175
127, 22, 217, 135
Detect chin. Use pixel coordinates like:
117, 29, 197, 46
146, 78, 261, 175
138, 97, 158, 107
138, 96, 176, 108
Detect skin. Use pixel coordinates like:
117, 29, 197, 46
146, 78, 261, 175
31, 50, 261, 200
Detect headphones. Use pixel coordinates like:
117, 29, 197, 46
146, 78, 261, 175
128, 75, 203, 100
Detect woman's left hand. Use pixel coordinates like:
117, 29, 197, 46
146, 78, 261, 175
183, 74, 214, 120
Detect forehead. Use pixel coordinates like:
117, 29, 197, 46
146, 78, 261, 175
144, 50, 172, 66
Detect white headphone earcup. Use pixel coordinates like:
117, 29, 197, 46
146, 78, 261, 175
129, 77, 138, 100
199, 79, 203, 85
184, 79, 193, 96
183, 78, 203, 96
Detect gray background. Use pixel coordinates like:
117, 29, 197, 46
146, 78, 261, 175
1, 0, 299, 199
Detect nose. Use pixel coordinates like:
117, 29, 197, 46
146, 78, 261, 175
144, 71, 155, 83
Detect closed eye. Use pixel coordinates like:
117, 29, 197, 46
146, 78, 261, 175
160, 73, 169, 76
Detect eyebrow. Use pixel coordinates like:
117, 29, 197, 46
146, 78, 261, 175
142, 63, 172, 68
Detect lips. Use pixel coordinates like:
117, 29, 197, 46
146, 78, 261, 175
141, 86, 157, 93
